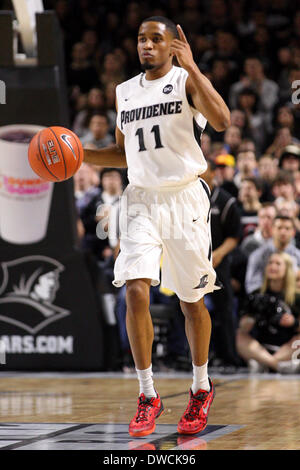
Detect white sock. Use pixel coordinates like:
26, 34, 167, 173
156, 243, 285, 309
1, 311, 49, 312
191, 361, 210, 394
136, 364, 157, 398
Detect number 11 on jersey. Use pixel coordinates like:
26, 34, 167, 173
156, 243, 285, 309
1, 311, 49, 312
135, 125, 164, 152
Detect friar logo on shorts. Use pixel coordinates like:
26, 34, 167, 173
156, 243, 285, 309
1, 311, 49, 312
163, 84, 173, 94
194, 274, 209, 289
0, 256, 70, 334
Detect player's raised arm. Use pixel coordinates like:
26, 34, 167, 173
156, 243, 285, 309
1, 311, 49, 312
170, 25, 231, 132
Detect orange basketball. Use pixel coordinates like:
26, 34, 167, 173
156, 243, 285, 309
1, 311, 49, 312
28, 126, 84, 182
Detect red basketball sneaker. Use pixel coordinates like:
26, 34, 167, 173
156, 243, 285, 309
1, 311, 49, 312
177, 378, 215, 435
129, 393, 164, 437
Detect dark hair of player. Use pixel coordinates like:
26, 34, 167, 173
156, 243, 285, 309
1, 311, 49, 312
141, 16, 180, 39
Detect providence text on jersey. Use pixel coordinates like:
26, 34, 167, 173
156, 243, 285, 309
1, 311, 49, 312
120, 100, 183, 130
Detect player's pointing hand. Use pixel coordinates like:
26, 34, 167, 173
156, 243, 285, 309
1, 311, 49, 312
170, 25, 195, 71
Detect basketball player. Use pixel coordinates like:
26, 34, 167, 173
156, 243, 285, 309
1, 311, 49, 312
83, 16, 230, 436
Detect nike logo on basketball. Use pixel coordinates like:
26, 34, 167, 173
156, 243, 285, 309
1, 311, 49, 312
193, 274, 209, 289
60, 134, 77, 160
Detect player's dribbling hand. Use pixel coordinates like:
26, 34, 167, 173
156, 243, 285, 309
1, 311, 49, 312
170, 25, 196, 71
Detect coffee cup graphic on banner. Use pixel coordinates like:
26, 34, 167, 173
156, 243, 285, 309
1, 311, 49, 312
0, 124, 54, 244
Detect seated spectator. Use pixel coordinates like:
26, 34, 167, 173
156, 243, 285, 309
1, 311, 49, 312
238, 137, 256, 154
73, 162, 106, 259
67, 42, 99, 93
81, 113, 114, 148
230, 109, 259, 144
223, 125, 242, 157
234, 148, 258, 189
257, 154, 278, 202
274, 106, 296, 136
193, 34, 213, 65
70, 90, 88, 124
204, 0, 234, 34
81, 29, 100, 62
233, 1, 255, 38
229, 57, 279, 118
72, 87, 106, 138
236, 87, 266, 152
82, 142, 102, 186
275, 199, 300, 248
236, 252, 300, 373
201, 30, 242, 83
238, 177, 263, 240
230, 244, 248, 306
180, 7, 202, 35
76, 216, 85, 246
113, 47, 130, 75
73, 154, 98, 251
245, 215, 300, 294
275, 199, 300, 222
278, 66, 300, 107
76, 0, 99, 31
266, 127, 300, 160
291, 14, 300, 47
201, 132, 212, 159
104, 82, 118, 134
121, 36, 141, 76
209, 58, 233, 104
214, 153, 238, 197
258, 154, 278, 182
271, 170, 297, 204
95, 168, 124, 254
74, 162, 101, 213
278, 145, 300, 178
241, 203, 277, 257
97, 11, 119, 54
75, 166, 123, 263
99, 52, 126, 87
275, 47, 293, 86
291, 93, 300, 139
209, 142, 228, 160
248, 26, 272, 69
230, 109, 248, 134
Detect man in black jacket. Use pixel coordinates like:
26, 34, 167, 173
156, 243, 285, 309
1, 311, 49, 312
201, 160, 242, 367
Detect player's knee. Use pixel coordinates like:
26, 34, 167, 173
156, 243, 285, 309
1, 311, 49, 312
180, 298, 208, 319
126, 280, 150, 308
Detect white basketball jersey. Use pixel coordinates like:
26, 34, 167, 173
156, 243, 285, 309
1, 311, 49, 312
116, 66, 208, 189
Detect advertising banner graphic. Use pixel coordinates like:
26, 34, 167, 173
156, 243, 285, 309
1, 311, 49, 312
0, 125, 104, 371
0, 251, 104, 370
0, 255, 70, 334
0, 124, 53, 244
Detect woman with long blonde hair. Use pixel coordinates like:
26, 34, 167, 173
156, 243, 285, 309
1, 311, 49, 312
261, 252, 298, 305
236, 252, 300, 373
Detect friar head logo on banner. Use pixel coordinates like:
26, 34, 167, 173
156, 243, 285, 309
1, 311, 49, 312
0, 256, 70, 334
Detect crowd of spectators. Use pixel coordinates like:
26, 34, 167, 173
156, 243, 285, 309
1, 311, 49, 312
46, 0, 300, 373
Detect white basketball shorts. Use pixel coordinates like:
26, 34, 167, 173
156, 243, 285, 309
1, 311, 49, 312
112, 178, 220, 302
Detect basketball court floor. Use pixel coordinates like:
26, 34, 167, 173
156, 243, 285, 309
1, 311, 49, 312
0, 371, 299, 450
